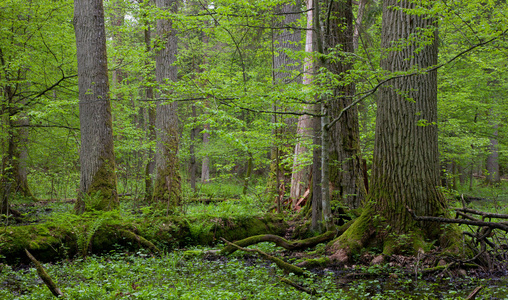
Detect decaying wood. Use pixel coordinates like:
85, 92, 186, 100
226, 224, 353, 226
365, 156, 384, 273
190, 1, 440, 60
465, 286, 483, 300
220, 238, 307, 277
119, 229, 160, 253
406, 206, 508, 232
277, 275, 318, 295
25, 249, 64, 297
220, 230, 336, 255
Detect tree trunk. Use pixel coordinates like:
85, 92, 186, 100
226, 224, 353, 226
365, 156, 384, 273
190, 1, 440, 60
311, 106, 322, 232
201, 123, 210, 184
189, 105, 197, 192
330, 0, 460, 258
326, 0, 366, 210
142, 0, 156, 201
152, 0, 181, 208
73, 0, 119, 213
290, 0, 314, 205
486, 123, 500, 185
269, 1, 302, 200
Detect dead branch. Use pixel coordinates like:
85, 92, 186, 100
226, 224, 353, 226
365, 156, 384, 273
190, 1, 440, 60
25, 249, 64, 297
405, 206, 508, 232
220, 238, 307, 277
277, 276, 318, 295
455, 208, 508, 220
465, 286, 484, 300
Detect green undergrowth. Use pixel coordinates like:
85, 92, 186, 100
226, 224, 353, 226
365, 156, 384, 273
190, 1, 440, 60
1, 248, 506, 299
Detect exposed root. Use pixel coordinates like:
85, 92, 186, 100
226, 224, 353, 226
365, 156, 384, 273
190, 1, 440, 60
220, 231, 336, 255
221, 238, 307, 277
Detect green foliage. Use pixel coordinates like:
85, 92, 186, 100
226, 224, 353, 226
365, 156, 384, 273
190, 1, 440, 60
1, 249, 507, 299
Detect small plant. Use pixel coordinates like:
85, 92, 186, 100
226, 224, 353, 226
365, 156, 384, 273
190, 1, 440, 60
75, 217, 104, 257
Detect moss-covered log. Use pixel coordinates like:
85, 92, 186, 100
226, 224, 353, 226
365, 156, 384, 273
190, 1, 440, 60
25, 249, 64, 297
0, 213, 286, 264
220, 230, 336, 255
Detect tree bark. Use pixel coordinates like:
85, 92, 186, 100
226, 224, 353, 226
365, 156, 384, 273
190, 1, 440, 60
73, 0, 119, 213
201, 123, 210, 184
141, 0, 156, 201
325, 0, 366, 210
486, 123, 500, 185
290, 0, 314, 205
330, 0, 460, 257
269, 1, 302, 199
152, 0, 181, 208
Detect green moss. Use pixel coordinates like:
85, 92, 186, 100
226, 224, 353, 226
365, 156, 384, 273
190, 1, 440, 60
75, 158, 119, 213
299, 257, 330, 268
329, 205, 373, 254
152, 129, 181, 208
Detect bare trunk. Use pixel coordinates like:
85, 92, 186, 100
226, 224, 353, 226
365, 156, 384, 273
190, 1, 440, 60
326, 0, 365, 209
311, 106, 322, 232
74, 0, 119, 213
290, 0, 313, 204
486, 124, 500, 185
142, 1, 156, 201
353, 0, 368, 51
152, 0, 181, 207
189, 105, 197, 191
269, 1, 302, 199
201, 123, 210, 184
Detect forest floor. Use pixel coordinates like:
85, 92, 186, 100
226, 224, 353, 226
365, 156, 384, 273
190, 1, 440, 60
2, 186, 508, 299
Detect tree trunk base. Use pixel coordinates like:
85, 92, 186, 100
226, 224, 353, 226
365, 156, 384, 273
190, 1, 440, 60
328, 204, 462, 263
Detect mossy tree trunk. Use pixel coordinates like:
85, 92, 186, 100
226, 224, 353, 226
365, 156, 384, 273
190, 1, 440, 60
331, 0, 460, 258
74, 0, 119, 213
325, 0, 366, 210
152, 0, 181, 208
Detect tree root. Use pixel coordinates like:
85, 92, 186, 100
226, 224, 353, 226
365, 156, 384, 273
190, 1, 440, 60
220, 230, 336, 255
25, 249, 64, 297
119, 229, 160, 253
220, 238, 308, 277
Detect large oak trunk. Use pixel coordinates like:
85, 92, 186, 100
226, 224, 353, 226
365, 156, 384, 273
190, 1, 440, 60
330, 0, 460, 258
74, 0, 119, 213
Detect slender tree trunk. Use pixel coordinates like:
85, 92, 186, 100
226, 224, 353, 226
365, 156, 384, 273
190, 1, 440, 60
326, 0, 366, 210
189, 105, 197, 192
353, 0, 368, 51
486, 122, 500, 185
269, 1, 302, 199
311, 105, 322, 232
152, 0, 181, 208
74, 0, 119, 213
142, 0, 156, 201
201, 123, 210, 184
290, 0, 314, 205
